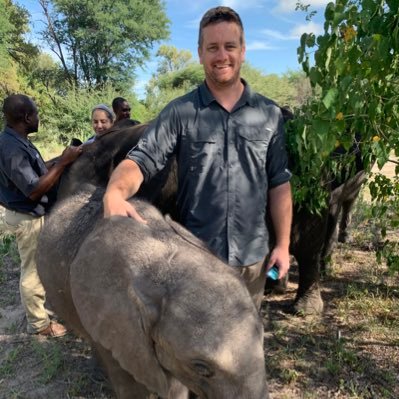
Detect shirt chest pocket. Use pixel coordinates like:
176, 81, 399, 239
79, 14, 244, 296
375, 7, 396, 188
184, 130, 222, 173
237, 128, 270, 168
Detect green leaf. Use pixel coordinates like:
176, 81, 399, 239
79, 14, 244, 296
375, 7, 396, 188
312, 118, 330, 136
322, 88, 338, 109
324, 2, 335, 22
309, 67, 323, 85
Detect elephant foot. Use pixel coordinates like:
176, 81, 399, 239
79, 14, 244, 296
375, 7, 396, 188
264, 273, 288, 295
338, 231, 350, 243
293, 284, 324, 315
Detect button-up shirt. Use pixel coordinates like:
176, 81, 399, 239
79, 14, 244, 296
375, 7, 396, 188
127, 81, 291, 266
0, 126, 55, 216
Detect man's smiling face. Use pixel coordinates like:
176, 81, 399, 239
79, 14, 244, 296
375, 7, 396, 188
198, 21, 245, 90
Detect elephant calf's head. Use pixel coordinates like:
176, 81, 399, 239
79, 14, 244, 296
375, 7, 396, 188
150, 253, 269, 399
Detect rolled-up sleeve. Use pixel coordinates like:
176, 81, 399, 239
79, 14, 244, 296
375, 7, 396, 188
126, 104, 179, 183
266, 112, 292, 188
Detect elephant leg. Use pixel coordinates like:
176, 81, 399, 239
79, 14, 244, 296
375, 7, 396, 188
94, 343, 154, 399
338, 170, 366, 243
290, 208, 326, 315
338, 199, 354, 243
320, 201, 342, 274
293, 251, 323, 315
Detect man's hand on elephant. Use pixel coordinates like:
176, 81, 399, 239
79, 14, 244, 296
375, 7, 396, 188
103, 193, 147, 224
59, 145, 83, 166
103, 159, 146, 221
266, 246, 290, 279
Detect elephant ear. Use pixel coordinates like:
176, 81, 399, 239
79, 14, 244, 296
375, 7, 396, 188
69, 218, 172, 397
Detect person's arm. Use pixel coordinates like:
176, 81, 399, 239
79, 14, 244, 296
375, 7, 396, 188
266, 181, 292, 278
29, 146, 82, 202
103, 159, 147, 222
104, 102, 180, 221
44, 157, 59, 169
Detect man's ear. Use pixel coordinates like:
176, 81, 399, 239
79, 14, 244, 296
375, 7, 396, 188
25, 111, 35, 125
198, 46, 203, 65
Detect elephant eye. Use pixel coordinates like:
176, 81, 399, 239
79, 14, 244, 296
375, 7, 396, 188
192, 360, 214, 378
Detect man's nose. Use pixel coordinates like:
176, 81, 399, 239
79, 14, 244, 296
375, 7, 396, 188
215, 47, 228, 59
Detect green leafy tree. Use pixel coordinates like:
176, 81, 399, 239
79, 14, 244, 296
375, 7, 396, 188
0, 0, 40, 127
155, 45, 193, 74
0, 0, 15, 98
5, 0, 38, 68
144, 46, 204, 118
284, 70, 312, 106
290, 0, 398, 271
241, 65, 310, 107
33, 83, 146, 145
39, 0, 170, 88
24, 53, 69, 104
144, 45, 308, 118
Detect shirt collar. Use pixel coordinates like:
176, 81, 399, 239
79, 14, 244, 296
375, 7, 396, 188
199, 78, 256, 108
3, 126, 37, 150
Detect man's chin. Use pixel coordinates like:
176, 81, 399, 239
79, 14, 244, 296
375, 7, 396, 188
28, 126, 39, 134
214, 76, 238, 87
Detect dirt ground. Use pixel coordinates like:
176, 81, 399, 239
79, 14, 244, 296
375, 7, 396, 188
0, 159, 397, 399
1, 226, 398, 399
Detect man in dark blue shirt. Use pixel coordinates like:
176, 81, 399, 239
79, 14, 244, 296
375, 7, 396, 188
0, 94, 82, 336
103, 6, 293, 310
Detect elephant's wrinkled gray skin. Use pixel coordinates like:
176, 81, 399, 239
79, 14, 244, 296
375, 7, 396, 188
287, 148, 366, 315
55, 123, 367, 316
37, 188, 268, 399
56, 123, 178, 219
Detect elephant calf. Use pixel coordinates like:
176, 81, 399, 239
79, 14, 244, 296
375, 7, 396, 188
37, 187, 268, 399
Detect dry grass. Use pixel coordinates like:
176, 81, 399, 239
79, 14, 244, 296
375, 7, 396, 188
0, 191, 398, 398
263, 246, 399, 399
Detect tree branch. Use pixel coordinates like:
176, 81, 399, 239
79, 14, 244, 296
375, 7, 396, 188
38, 0, 74, 86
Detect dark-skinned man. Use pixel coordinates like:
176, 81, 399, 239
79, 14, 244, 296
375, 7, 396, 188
112, 97, 141, 128
0, 94, 82, 337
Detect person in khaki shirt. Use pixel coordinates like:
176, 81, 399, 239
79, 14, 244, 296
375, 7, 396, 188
0, 94, 82, 337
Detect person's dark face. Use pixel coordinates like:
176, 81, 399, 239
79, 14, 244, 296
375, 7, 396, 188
26, 103, 39, 134
116, 101, 131, 121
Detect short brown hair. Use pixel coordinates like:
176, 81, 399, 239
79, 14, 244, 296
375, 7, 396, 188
198, 6, 244, 47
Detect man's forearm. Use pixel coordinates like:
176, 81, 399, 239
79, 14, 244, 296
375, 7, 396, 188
105, 159, 144, 200
29, 161, 68, 202
30, 145, 82, 202
269, 182, 293, 249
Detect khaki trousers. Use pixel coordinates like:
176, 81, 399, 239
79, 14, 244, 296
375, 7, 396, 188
238, 259, 267, 311
4, 209, 50, 333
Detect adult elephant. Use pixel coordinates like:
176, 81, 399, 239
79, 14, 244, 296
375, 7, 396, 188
288, 168, 366, 314
37, 188, 268, 399
56, 122, 366, 315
